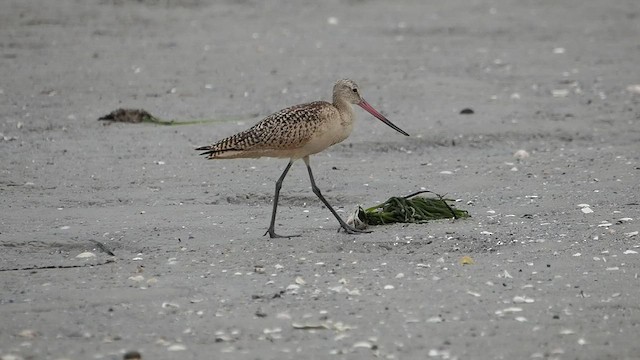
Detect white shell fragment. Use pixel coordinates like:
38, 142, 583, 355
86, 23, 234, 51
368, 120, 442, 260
167, 344, 186, 351
352, 341, 374, 349
552, 89, 570, 97
513, 149, 530, 159
626, 84, 640, 94
495, 307, 523, 316
327, 17, 339, 25
76, 252, 96, 258
292, 322, 329, 330
513, 296, 535, 304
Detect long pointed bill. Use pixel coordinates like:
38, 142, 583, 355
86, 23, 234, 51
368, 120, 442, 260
358, 99, 410, 136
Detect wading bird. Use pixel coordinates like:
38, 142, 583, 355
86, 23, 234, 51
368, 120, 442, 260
196, 79, 409, 238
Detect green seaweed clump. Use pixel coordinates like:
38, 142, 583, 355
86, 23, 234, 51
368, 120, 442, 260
348, 191, 469, 229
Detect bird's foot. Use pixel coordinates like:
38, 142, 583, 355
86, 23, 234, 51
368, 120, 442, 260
264, 229, 301, 239
338, 224, 372, 234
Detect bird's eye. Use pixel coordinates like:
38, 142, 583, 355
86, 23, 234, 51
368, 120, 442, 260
352, 88, 358, 93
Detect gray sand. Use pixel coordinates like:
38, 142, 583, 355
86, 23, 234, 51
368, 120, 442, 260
1, 0, 639, 359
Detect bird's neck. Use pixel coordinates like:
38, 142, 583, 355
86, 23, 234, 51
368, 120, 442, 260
333, 97, 355, 124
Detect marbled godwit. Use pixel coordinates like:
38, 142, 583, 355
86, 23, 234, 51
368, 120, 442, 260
196, 79, 409, 238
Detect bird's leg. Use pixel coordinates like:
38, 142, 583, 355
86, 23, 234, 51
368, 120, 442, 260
264, 160, 300, 239
303, 156, 371, 235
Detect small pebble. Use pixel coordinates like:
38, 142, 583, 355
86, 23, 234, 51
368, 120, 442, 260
123, 351, 142, 360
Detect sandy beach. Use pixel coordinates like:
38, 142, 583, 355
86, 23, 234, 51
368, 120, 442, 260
1, 0, 639, 359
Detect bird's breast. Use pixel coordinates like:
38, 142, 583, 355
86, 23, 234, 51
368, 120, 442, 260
299, 113, 354, 157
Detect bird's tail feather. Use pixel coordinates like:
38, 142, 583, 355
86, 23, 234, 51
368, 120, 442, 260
196, 131, 252, 159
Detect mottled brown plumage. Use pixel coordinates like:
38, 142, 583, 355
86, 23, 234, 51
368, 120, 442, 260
197, 101, 333, 159
196, 79, 409, 238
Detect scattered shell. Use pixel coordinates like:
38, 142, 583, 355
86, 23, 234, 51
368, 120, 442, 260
581, 207, 594, 214
263, 327, 282, 334
480, 231, 493, 235
76, 252, 96, 259
460, 256, 474, 265
513, 149, 530, 159
515, 316, 528, 322
395, 273, 405, 279
329, 285, 361, 296
429, 349, 451, 357
167, 344, 186, 351
623, 250, 638, 255
552, 89, 570, 97
295, 276, 306, 285
128, 275, 145, 282
161, 302, 180, 309
426, 316, 444, 323
352, 341, 374, 349
560, 329, 575, 335
495, 307, 522, 316
467, 290, 481, 297
439, 170, 453, 175
625, 231, 638, 237
384, 285, 395, 290
626, 84, 640, 94
513, 296, 535, 304
293, 322, 329, 330
286, 284, 300, 292
18, 329, 38, 338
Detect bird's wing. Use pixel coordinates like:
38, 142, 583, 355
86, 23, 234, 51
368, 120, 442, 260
197, 101, 334, 158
